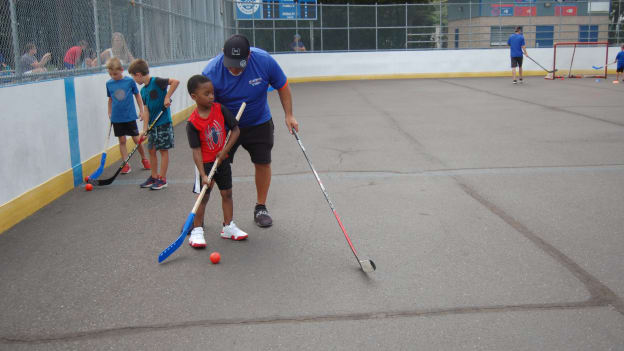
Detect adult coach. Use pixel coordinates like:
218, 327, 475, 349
202, 34, 299, 228
507, 26, 528, 84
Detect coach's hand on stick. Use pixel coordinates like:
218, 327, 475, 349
285, 113, 299, 133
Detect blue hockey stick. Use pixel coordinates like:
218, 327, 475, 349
158, 102, 246, 263
86, 123, 112, 181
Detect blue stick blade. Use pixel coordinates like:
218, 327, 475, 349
158, 214, 195, 263
88, 153, 107, 180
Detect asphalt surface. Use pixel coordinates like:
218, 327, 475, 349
1, 77, 623, 350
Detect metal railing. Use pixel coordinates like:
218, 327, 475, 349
0, 0, 234, 86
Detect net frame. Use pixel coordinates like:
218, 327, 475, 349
546, 41, 609, 80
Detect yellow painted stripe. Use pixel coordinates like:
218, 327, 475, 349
0, 170, 74, 234
1, 106, 195, 235
288, 69, 617, 83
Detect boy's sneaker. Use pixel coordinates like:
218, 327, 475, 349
141, 158, 151, 170
254, 204, 272, 227
221, 221, 248, 240
512, 80, 517, 84
121, 164, 131, 174
140, 176, 158, 188
519, 78, 524, 84
151, 177, 168, 190
189, 227, 206, 249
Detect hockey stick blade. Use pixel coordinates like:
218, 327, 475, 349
87, 123, 112, 181
158, 214, 195, 263
88, 153, 107, 181
359, 259, 376, 273
94, 106, 168, 186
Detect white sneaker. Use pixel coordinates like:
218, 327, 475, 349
189, 227, 206, 248
221, 221, 248, 241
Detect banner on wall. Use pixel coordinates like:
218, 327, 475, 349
491, 4, 514, 16
555, 5, 577, 16
514, 6, 536, 16
235, 0, 317, 20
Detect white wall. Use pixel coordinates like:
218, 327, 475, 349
1, 46, 617, 206
273, 47, 618, 78
0, 80, 72, 203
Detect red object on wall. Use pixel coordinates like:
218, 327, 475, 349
555, 5, 577, 16
514, 6, 536, 16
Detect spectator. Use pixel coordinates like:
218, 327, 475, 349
100, 32, 135, 65
63, 40, 95, 69
290, 34, 306, 52
0, 52, 8, 70
20, 43, 51, 74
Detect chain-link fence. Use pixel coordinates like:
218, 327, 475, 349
230, 1, 620, 54
0, 0, 234, 86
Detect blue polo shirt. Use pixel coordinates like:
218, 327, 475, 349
507, 33, 525, 58
106, 76, 139, 123
616, 51, 624, 65
202, 47, 288, 128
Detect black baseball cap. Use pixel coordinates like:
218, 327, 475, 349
223, 34, 250, 68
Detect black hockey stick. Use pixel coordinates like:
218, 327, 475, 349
92, 105, 168, 186
292, 130, 376, 273
526, 55, 557, 74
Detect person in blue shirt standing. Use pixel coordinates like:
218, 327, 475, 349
202, 34, 299, 228
105, 57, 150, 174
612, 44, 624, 82
507, 26, 528, 84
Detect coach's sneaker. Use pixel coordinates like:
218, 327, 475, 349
512, 80, 517, 84
189, 227, 206, 249
121, 164, 131, 174
141, 158, 151, 170
221, 221, 248, 241
254, 204, 272, 227
519, 78, 524, 84
140, 176, 158, 188
151, 177, 168, 190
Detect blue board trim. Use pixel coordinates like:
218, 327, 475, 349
64, 77, 83, 186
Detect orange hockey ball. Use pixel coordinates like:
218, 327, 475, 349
210, 252, 221, 264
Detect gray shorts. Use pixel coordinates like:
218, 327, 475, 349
148, 122, 174, 150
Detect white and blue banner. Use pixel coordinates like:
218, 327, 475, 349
235, 0, 317, 20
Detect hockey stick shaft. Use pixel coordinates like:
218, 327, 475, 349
526, 55, 556, 73
94, 105, 168, 186
158, 102, 246, 263
292, 131, 368, 265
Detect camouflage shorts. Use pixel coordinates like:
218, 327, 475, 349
148, 123, 174, 150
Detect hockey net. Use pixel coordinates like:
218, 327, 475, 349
546, 41, 609, 79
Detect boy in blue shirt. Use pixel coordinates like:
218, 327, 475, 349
105, 57, 150, 174
202, 34, 299, 228
507, 27, 528, 84
129, 59, 180, 190
613, 44, 624, 82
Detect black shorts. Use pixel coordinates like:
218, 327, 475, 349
229, 119, 274, 165
203, 160, 232, 191
511, 56, 523, 68
617, 64, 624, 73
113, 121, 139, 137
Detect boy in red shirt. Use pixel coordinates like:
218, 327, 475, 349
186, 75, 248, 248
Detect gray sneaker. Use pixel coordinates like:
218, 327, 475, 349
254, 204, 273, 227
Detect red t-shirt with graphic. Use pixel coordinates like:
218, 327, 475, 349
186, 103, 237, 163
